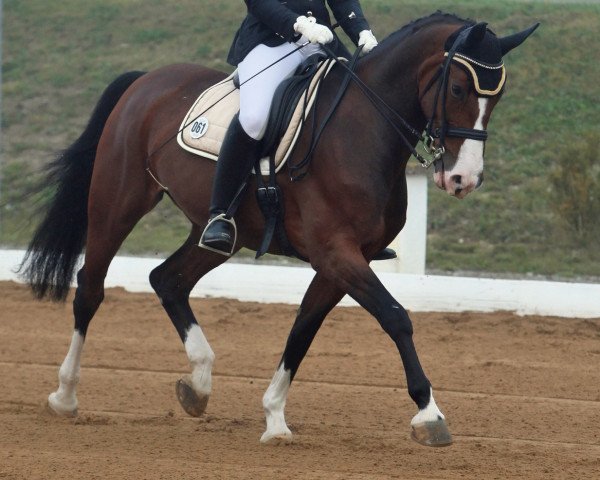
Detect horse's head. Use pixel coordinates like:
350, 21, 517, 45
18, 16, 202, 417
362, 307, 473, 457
418, 21, 539, 198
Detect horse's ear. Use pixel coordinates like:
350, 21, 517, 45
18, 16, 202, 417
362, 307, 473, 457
465, 22, 488, 46
499, 23, 540, 56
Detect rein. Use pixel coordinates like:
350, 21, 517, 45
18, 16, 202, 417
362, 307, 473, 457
146, 23, 490, 183
317, 24, 490, 169
320, 44, 439, 168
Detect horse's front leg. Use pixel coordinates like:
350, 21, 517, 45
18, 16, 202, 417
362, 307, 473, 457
261, 272, 345, 444
318, 248, 452, 447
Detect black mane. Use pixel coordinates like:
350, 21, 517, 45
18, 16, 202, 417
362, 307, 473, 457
381, 11, 475, 46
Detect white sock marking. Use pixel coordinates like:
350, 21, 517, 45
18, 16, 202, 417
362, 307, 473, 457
184, 324, 215, 395
411, 388, 445, 425
48, 330, 85, 415
261, 364, 293, 443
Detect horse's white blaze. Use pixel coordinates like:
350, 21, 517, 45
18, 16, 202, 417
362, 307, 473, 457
410, 388, 445, 425
453, 98, 488, 185
436, 97, 488, 197
260, 364, 293, 443
48, 330, 85, 415
184, 324, 214, 395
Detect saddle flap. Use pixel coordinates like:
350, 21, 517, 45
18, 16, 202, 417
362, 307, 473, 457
177, 58, 338, 175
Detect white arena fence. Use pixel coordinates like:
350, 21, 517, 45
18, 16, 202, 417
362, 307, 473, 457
1, 249, 598, 319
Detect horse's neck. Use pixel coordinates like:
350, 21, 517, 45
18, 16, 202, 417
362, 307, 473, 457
355, 33, 438, 174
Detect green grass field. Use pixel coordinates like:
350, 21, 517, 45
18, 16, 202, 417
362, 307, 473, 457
2, 0, 599, 278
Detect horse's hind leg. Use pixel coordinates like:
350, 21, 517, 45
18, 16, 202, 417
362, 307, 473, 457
48, 178, 162, 416
149, 225, 229, 417
260, 272, 345, 444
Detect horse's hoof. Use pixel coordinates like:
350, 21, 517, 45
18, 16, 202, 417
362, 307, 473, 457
260, 430, 293, 445
47, 392, 78, 417
176, 376, 209, 417
411, 419, 453, 447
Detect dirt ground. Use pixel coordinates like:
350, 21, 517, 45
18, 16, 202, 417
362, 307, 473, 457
0, 280, 598, 479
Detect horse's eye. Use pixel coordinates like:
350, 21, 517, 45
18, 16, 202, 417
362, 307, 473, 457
451, 83, 464, 99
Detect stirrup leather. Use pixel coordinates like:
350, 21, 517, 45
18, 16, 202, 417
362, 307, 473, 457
199, 214, 237, 257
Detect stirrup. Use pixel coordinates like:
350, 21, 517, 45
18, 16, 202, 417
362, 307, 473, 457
198, 213, 237, 257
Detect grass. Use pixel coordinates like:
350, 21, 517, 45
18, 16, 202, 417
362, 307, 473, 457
1, 0, 599, 277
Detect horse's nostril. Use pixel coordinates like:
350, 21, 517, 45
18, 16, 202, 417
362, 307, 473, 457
455, 187, 463, 196
450, 175, 462, 185
476, 174, 484, 189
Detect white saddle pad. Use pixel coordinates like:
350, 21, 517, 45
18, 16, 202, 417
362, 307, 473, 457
177, 58, 338, 175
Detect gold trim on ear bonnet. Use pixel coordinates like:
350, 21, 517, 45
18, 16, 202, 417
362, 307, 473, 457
444, 52, 506, 96
443, 22, 509, 97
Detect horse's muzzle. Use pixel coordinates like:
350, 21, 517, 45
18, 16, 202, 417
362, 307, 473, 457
433, 171, 482, 198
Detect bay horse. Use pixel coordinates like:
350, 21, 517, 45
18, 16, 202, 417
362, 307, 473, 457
21, 13, 538, 446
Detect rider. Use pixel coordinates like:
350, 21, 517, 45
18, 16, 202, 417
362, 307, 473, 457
200, 0, 379, 255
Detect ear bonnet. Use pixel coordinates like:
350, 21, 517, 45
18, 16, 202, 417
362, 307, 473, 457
443, 21, 540, 97
444, 23, 506, 96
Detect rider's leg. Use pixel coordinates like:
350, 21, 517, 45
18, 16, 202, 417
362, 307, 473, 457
199, 114, 261, 255
200, 42, 314, 255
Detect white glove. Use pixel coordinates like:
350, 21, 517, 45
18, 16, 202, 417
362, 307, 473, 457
358, 30, 378, 54
294, 16, 334, 45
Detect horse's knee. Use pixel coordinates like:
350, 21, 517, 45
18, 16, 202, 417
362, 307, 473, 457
149, 266, 164, 296
379, 304, 414, 339
149, 266, 189, 306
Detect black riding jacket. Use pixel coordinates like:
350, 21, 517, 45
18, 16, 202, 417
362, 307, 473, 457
227, 0, 371, 66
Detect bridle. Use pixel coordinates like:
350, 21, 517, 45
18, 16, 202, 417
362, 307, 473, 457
421, 25, 489, 165
321, 23, 492, 169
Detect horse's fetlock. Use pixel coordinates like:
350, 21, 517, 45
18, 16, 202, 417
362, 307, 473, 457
262, 392, 283, 413
189, 351, 215, 367
58, 367, 80, 386
262, 398, 277, 413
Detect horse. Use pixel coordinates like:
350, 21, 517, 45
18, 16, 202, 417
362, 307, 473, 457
20, 12, 538, 446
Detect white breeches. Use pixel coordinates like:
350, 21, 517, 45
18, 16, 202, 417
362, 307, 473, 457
238, 39, 324, 140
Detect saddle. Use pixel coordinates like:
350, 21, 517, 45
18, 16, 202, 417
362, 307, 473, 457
178, 54, 347, 259
177, 55, 338, 175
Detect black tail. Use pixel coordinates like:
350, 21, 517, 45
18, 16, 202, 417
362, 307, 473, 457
19, 71, 146, 301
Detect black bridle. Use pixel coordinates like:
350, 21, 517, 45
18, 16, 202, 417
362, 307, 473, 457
423, 26, 489, 159
320, 24, 490, 169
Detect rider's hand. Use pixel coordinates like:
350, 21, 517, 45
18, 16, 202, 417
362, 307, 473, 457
358, 30, 378, 54
294, 16, 334, 45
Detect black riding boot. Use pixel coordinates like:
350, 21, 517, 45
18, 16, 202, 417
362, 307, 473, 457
200, 115, 261, 255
